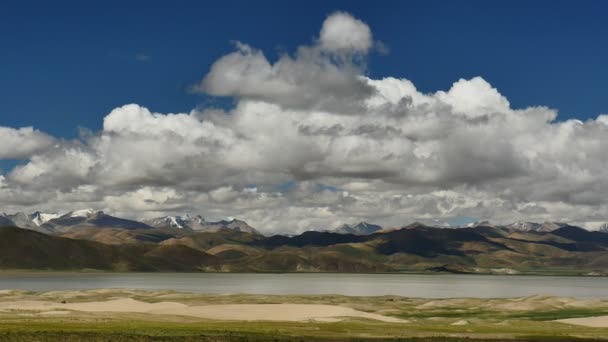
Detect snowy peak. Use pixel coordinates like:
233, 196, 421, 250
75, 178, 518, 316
599, 223, 608, 233
505, 221, 566, 232
65, 209, 99, 218
30, 212, 60, 226
145, 215, 259, 234
0, 211, 58, 233
168, 216, 185, 229
505, 221, 540, 231
334, 221, 383, 235
144, 216, 192, 230
42, 210, 152, 232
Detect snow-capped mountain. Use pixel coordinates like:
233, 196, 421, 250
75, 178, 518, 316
334, 222, 383, 235
143, 215, 205, 230
0, 209, 259, 235
41, 209, 153, 233
2, 208, 597, 237
3, 212, 38, 229
201, 219, 259, 234
0, 211, 60, 233
504, 221, 567, 232
43, 209, 102, 228
67, 209, 97, 218
599, 223, 608, 233
505, 221, 541, 231
30, 212, 60, 226
145, 215, 259, 234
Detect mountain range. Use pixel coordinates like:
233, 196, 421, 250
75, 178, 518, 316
334, 222, 383, 235
1, 210, 608, 275
1, 222, 607, 274
143, 215, 259, 234
0, 210, 259, 235
4, 210, 604, 236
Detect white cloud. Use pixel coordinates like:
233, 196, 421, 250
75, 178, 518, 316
319, 12, 373, 53
436, 77, 510, 117
2, 11, 608, 233
0, 126, 55, 159
197, 13, 376, 113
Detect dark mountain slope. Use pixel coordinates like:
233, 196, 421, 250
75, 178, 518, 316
60, 227, 183, 245
0, 216, 14, 228
3, 224, 608, 275
0, 227, 146, 270
373, 227, 512, 257
257, 231, 367, 249
143, 245, 218, 271
0, 227, 216, 271
42, 211, 153, 233
160, 229, 264, 251
552, 225, 608, 245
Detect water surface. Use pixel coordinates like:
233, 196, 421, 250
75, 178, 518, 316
1, 273, 606, 298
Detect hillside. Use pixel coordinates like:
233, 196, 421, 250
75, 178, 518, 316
1, 224, 607, 274
0, 227, 217, 271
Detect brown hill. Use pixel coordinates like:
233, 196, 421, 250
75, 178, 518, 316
2, 224, 608, 275
0, 227, 215, 271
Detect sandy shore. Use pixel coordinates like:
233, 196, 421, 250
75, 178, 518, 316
0, 298, 406, 323
557, 316, 608, 327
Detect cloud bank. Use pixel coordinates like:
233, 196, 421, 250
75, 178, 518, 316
2, 12, 608, 233
0, 127, 56, 159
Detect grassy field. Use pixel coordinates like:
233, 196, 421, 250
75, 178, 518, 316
0, 290, 607, 341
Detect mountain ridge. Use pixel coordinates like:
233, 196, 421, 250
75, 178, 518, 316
0, 211, 260, 235
334, 222, 383, 235
2, 210, 608, 237
1, 223, 608, 275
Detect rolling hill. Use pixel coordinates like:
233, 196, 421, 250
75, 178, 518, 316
1, 222, 607, 274
0, 227, 217, 271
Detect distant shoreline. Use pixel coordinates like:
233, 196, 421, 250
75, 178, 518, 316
2, 272, 608, 299
0, 269, 606, 277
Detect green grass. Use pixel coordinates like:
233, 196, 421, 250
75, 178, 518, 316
504, 307, 608, 321
394, 306, 608, 321
0, 319, 607, 342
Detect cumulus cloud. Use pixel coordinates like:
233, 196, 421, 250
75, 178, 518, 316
0, 126, 56, 159
197, 12, 377, 113
1, 11, 608, 233
319, 12, 373, 53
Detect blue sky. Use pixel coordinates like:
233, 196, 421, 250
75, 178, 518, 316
1, 0, 608, 231
2, 0, 607, 139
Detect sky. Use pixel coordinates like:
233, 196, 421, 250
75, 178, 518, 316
1, 0, 608, 233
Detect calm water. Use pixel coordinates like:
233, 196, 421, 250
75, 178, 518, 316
0, 273, 606, 298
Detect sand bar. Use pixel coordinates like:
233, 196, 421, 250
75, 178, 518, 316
557, 316, 608, 327
0, 298, 406, 323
